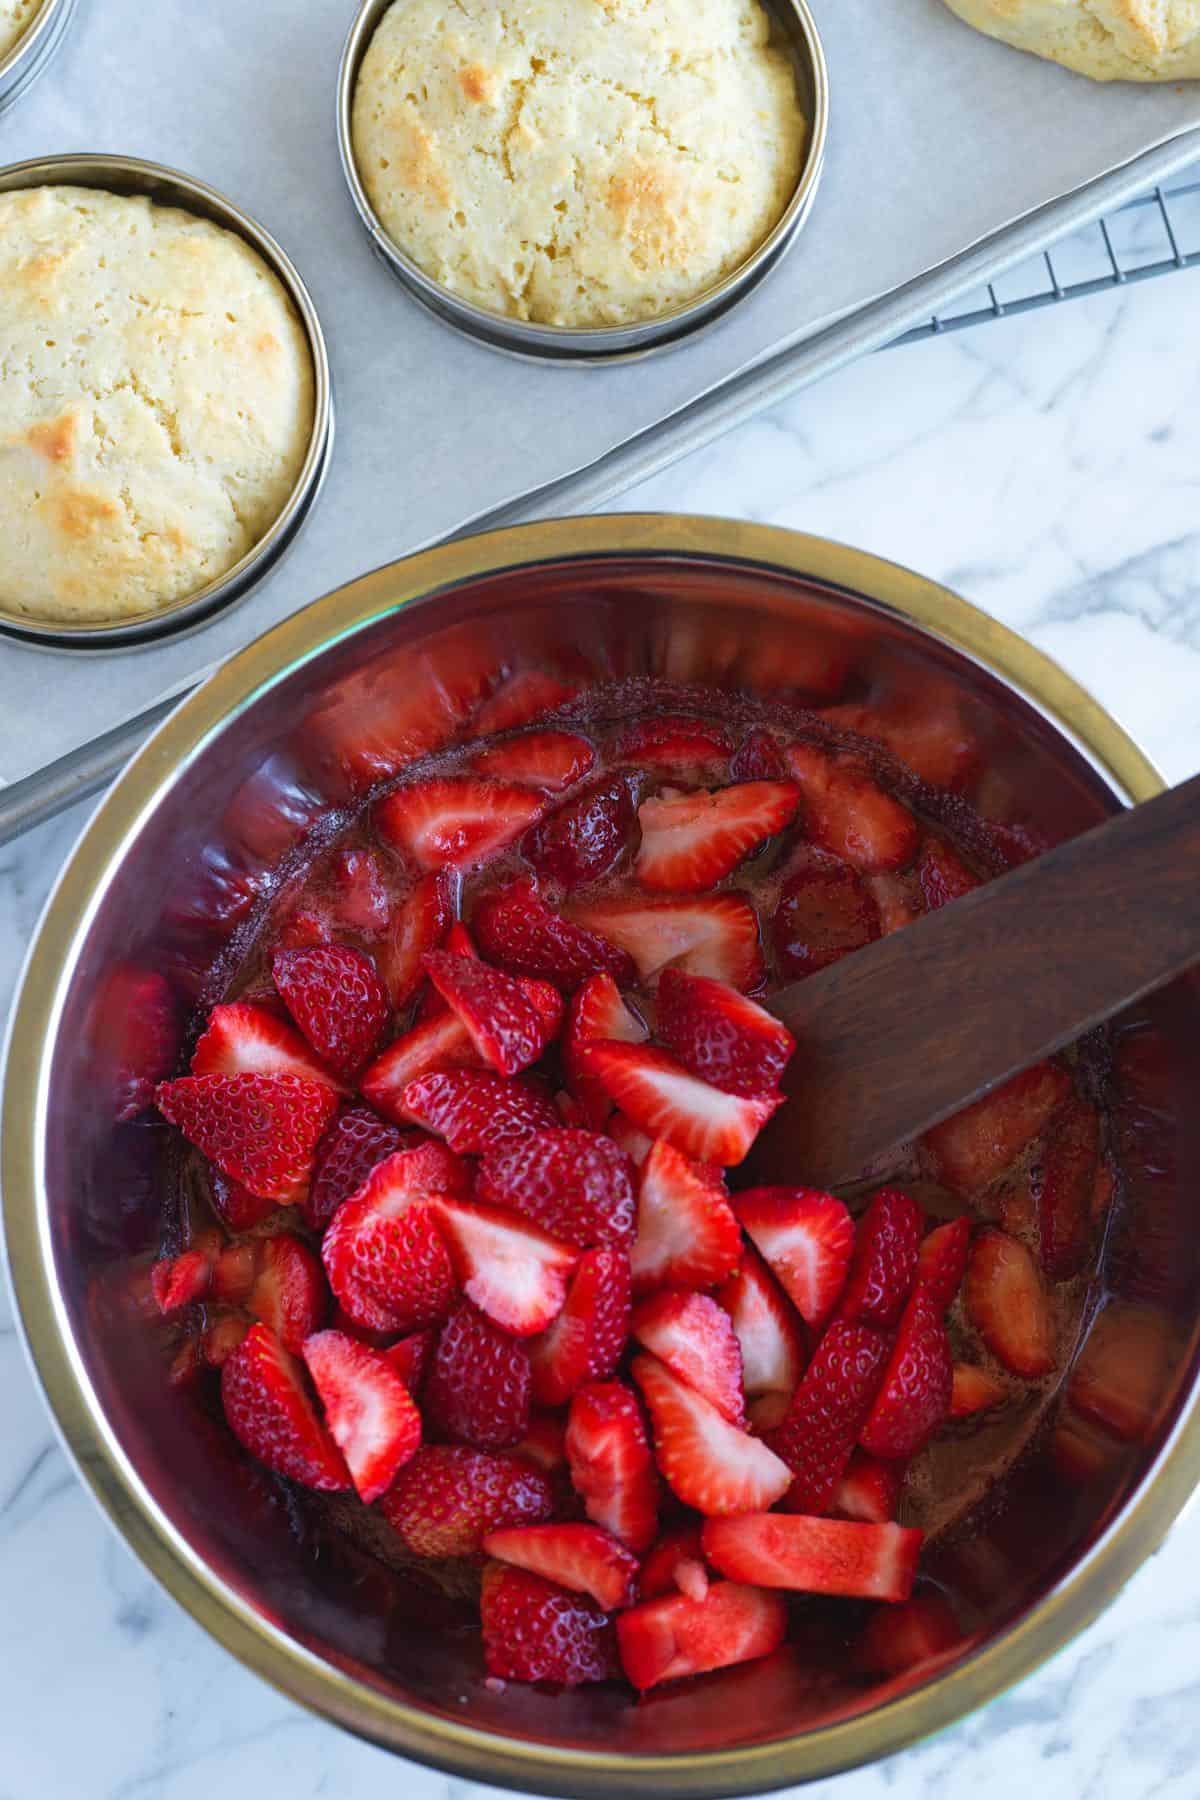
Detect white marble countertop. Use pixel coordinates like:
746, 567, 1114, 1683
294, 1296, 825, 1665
4, 269, 1200, 1799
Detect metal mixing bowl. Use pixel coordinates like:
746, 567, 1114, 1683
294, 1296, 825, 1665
4, 517, 1199, 1794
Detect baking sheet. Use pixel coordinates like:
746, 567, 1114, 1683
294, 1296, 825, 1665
2, 0, 1200, 788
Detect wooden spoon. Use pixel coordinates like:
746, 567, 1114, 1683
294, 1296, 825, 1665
753, 772, 1200, 1188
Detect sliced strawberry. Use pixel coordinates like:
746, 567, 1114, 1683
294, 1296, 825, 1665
375, 777, 543, 872
211, 1171, 280, 1231
634, 782, 800, 894
359, 1012, 482, 1124
305, 1105, 412, 1233
421, 950, 552, 1076
734, 1188, 854, 1331
400, 1069, 561, 1154
950, 1363, 1007, 1419
856, 1591, 961, 1674
655, 968, 794, 1099
630, 1139, 741, 1293
832, 1450, 904, 1523
964, 1228, 1056, 1378
566, 1380, 659, 1552
276, 907, 333, 951
425, 1301, 532, 1449
190, 1001, 344, 1091
640, 1526, 710, 1602
917, 838, 978, 911
152, 1244, 218, 1314
729, 728, 787, 783
616, 1581, 786, 1691
768, 1320, 890, 1514
784, 743, 918, 874
771, 849, 882, 979
156, 1073, 339, 1204
632, 1353, 791, 1517
915, 1217, 971, 1315
1068, 1302, 1178, 1442
522, 774, 637, 890
480, 1563, 618, 1686
570, 894, 765, 992
473, 878, 636, 989
483, 1521, 639, 1611
380, 1443, 554, 1555
528, 1248, 632, 1406
476, 669, 580, 734
716, 1243, 806, 1402
837, 1188, 923, 1330
302, 1330, 421, 1503
516, 1412, 568, 1471
431, 1197, 578, 1338
376, 870, 454, 1010
202, 1313, 250, 1369
1033, 1095, 1100, 1280
923, 1062, 1073, 1194
582, 1044, 781, 1167
243, 1234, 327, 1353
859, 1289, 953, 1459
703, 1514, 922, 1602
521, 975, 565, 1043
612, 714, 733, 773
321, 1150, 459, 1334
563, 972, 647, 1125
220, 1323, 350, 1490
631, 1290, 745, 1424
271, 945, 389, 1082
327, 847, 391, 934
477, 1128, 637, 1250
608, 1111, 655, 1167
472, 729, 595, 792
384, 1329, 435, 1396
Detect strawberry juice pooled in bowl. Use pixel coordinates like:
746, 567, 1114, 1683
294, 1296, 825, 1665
148, 672, 1134, 1695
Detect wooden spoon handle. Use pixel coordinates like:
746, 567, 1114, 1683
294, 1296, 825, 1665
761, 772, 1200, 1188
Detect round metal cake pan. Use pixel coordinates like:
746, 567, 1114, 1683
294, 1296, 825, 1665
0, 0, 77, 115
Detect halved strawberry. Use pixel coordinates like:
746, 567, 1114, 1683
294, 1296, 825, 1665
917, 838, 978, 911
856, 1591, 961, 1674
528, 1248, 632, 1406
375, 777, 543, 872
734, 1188, 854, 1331
616, 1581, 786, 1692
631, 1290, 745, 1424
772, 850, 882, 979
729, 728, 787, 783
272, 944, 390, 1082
915, 1217, 971, 1315
380, 1443, 554, 1555
211, 1171, 280, 1231
522, 775, 637, 889
632, 1353, 791, 1517
321, 1150, 459, 1334
655, 968, 794, 1099
612, 715, 733, 773
640, 1526, 710, 1602
473, 878, 636, 989
702, 1514, 922, 1603
950, 1363, 1007, 1419
1068, 1302, 1178, 1442
630, 1139, 741, 1293
477, 1128, 637, 1250
923, 1063, 1073, 1194
359, 1012, 482, 1124
152, 1243, 219, 1314
837, 1188, 923, 1330
384, 1329, 435, 1396
190, 1001, 344, 1092
516, 1412, 568, 1471
784, 744, 918, 874
859, 1289, 953, 1459
305, 1105, 412, 1233
716, 1242, 806, 1403
472, 729, 596, 792
480, 1563, 618, 1686
964, 1228, 1055, 1378
832, 1450, 904, 1523
476, 669, 580, 734
768, 1319, 890, 1514
582, 1044, 781, 1167
415, 920, 481, 1024
376, 870, 454, 1010
570, 894, 765, 992
422, 951, 552, 1076
236, 1234, 327, 1353
156, 1073, 339, 1204
563, 973, 647, 1125
431, 1197, 579, 1337
566, 1380, 659, 1552
608, 1111, 655, 1167
327, 847, 391, 934
425, 1301, 533, 1450
220, 1323, 350, 1490
634, 782, 800, 894
483, 1521, 640, 1611
1033, 1095, 1100, 1280
302, 1330, 422, 1503
400, 1069, 561, 1153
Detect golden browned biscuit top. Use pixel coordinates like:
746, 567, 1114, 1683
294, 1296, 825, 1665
941, 0, 1200, 80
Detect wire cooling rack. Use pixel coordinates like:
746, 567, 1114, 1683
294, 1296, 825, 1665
894, 170, 1200, 343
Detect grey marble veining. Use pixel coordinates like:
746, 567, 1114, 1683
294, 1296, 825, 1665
3, 270, 1200, 1798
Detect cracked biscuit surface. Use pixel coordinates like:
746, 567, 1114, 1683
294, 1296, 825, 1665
0, 186, 315, 625
352, 0, 807, 328
0, 0, 40, 62
941, 0, 1200, 80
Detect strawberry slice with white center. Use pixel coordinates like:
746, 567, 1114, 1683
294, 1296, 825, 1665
302, 1329, 422, 1503
581, 1043, 782, 1167
616, 1581, 786, 1692
563, 972, 647, 1126
399, 1069, 562, 1154
431, 1197, 579, 1337
476, 668, 580, 734
359, 1012, 483, 1124
528, 1247, 631, 1406
702, 1514, 923, 1603
632, 1353, 791, 1517
212, 1233, 328, 1353
859, 1289, 953, 1460
639, 1525, 710, 1602
272, 944, 390, 1082
191, 1001, 345, 1092
566, 1380, 659, 1552
655, 968, 795, 1099
471, 730, 596, 791
612, 714, 733, 774
220, 1323, 350, 1491
734, 1187, 854, 1330
321, 1149, 459, 1334
716, 1242, 806, 1404
784, 743, 919, 874
375, 777, 544, 872
634, 781, 800, 893
630, 1139, 741, 1293
376, 870, 455, 1010
570, 894, 765, 992
156, 1072, 339, 1204
482, 1521, 640, 1611
631, 1290, 746, 1424
152, 1242, 219, 1314
421, 950, 552, 1076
